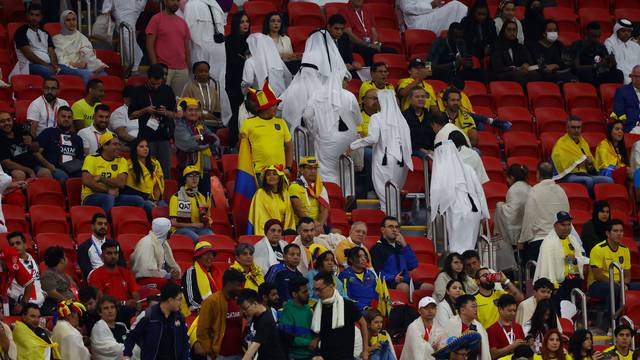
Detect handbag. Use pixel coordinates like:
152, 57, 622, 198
92, 14, 114, 44
207, 5, 225, 44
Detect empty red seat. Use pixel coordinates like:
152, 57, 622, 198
220, 154, 239, 183
614, 8, 640, 21
351, 209, 385, 236
497, 106, 534, 133
35, 233, 76, 262
403, 156, 425, 193
210, 207, 233, 237
111, 206, 150, 237
503, 131, 540, 158
324, 182, 346, 210
363, 3, 397, 29
477, 131, 501, 158
564, 83, 600, 110
244, 1, 278, 27
600, 83, 622, 113
93, 75, 125, 102
95, 50, 123, 77
126, 75, 148, 87
483, 181, 508, 213
489, 81, 527, 108
557, 31, 581, 47
11, 75, 43, 101
372, 54, 407, 79
3, 204, 29, 234
543, 7, 579, 33
409, 263, 439, 284
237, 235, 264, 246
288, 26, 314, 53
288, 3, 324, 27
29, 205, 69, 235
506, 156, 539, 185
65, 178, 83, 208
570, 108, 606, 133
527, 82, 564, 109
27, 178, 64, 207
70, 206, 106, 236
14, 99, 30, 124
364, 235, 379, 249
198, 234, 236, 263
376, 28, 402, 54
558, 183, 592, 212
540, 132, 563, 160
324, 2, 348, 18
403, 29, 437, 60
116, 233, 144, 261
578, 0, 609, 9
481, 156, 506, 184
582, 132, 605, 154
168, 234, 195, 263
578, 9, 613, 39
464, 81, 491, 108
329, 208, 350, 236
54, 75, 85, 102
405, 236, 436, 264
594, 183, 633, 217
535, 107, 569, 134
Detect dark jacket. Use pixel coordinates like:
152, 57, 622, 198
123, 303, 190, 360
335, 33, 354, 65
370, 237, 418, 287
527, 40, 569, 71
460, 16, 497, 59
613, 84, 639, 132
77, 237, 126, 280
402, 108, 436, 151
428, 37, 469, 66
490, 41, 534, 73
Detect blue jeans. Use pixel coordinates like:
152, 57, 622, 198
82, 192, 145, 213
563, 173, 612, 196
29, 63, 93, 83
51, 168, 69, 181
175, 227, 214, 244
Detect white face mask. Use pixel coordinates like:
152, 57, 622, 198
546, 31, 558, 42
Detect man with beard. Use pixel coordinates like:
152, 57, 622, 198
72, 79, 105, 131
7, 232, 46, 311
77, 213, 126, 279
77, 104, 111, 156
259, 282, 282, 319
473, 267, 523, 329
36, 106, 84, 181
27, 77, 69, 136
280, 277, 318, 360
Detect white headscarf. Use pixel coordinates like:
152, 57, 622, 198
301, 29, 350, 83
374, 90, 413, 170
152, 217, 172, 243
430, 140, 470, 221
60, 10, 76, 36
246, 33, 292, 96
279, 64, 323, 132
606, 18, 634, 47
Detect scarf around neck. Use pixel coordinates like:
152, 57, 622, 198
311, 288, 345, 333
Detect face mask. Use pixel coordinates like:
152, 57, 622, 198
546, 32, 558, 42
44, 93, 56, 102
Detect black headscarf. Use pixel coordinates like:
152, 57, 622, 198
523, 0, 545, 45
591, 200, 610, 242
495, 19, 519, 50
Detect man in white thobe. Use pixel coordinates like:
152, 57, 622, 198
398, 0, 467, 33
605, 19, 640, 84
242, 33, 292, 97
430, 140, 489, 253
102, 0, 147, 72
351, 90, 412, 211
184, 0, 232, 124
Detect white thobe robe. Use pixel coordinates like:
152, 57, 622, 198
518, 179, 569, 245
184, 0, 232, 125
51, 320, 91, 360
398, 0, 467, 33
605, 35, 640, 84
102, 0, 146, 71
400, 318, 444, 360
458, 146, 489, 184
441, 316, 491, 360
493, 180, 531, 271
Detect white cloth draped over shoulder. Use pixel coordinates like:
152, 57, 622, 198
441, 316, 490, 360
430, 141, 489, 253
51, 320, 91, 360
242, 33, 292, 96
351, 90, 411, 210
184, 0, 232, 125
90, 320, 125, 360
400, 317, 444, 360
253, 237, 289, 275
398, 0, 467, 34
534, 230, 587, 283
279, 65, 323, 134
605, 21, 640, 84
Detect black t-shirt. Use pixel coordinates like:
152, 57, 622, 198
157, 315, 176, 360
0, 126, 38, 168
36, 127, 84, 167
252, 310, 287, 360
111, 322, 129, 343
128, 84, 176, 142
271, 243, 284, 262
571, 40, 609, 66
318, 299, 362, 360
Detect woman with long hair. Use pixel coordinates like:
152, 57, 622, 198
124, 137, 165, 217
537, 329, 569, 360
306, 247, 346, 299
225, 11, 251, 147
525, 299, 559, 353
595, 119, 630, 184
568, 329, 605, 360
433, 253, 477, 302
494, 0, 524, 44
435, 279, 464, 328
262, 12, 298, 61
337, 247, 378, 311
491, 19, 541, 87
460, 2, 498, 60
248, 165, 295, 235
580, 200, 610, 255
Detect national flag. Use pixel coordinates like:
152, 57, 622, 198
233, 138, 258, 234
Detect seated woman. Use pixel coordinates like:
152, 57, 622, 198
181, 61, 222, 131
124, 137, 165, 218
337, 247, 377, 311
596, 119, 631, 185
434, 279, 464, 328
432, 252, 477, 302
490, 19, 541, 87
568, 330, 604, 360
494, 0, 524, 44
41, 246, 78, 315
248, 165, 296, 235
581, 200, 610, 256
181, 241, 222, 315
535, 330, 570, 360
53, 10, 107, 84
262, 12, 301, 71
230, 242, 265, 291
460, 2, 497, 60
305, 246, 345, 300
527, 20, 576, 83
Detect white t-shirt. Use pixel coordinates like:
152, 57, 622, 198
77, 126, 111, 155
9, 253, 45, 306
14, 25, 52, 65
108, 104, 139, 139
88, 235, 106, 270
27, 96, 70, 136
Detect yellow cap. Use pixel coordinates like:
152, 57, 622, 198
183, 165, 200, 177
98, 132, 115, 147
299, 156, 319, 167
177, 97, 201, 111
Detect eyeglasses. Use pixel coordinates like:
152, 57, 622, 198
313, 285, 329, 293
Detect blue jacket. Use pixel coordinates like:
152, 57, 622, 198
123, 303, 190, 360
337, 267, 378, 311
370, 237, 418, 287
266, 263, 303, 303
613, 84, 638, 132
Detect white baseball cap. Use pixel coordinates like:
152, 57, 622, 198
418, 296, 437, 308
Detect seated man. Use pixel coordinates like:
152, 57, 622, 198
604, 325, 634, 360
88, 240, 141, 323
36, 105, 84, 181
51, 300, 91, 360
80, 132, 145, 213
473, 268, 523, 329
439, 294, 490, 360
289, 156, 329, 226
130, 217, 182, 288
587, 219, 630, 327
515, 277, 554, 325
551, 116, 613, 195
334, 221, 372, 269
403, 87, 436, 158
265, 243, 304, 304
7, 232, 45, 310
440, 87, 478, 147
77, 104, 111, 156
0, 110, 54, 180
358, 62, 395, 105
77, 213, 125, 279
169, 166, 214, 244
10, 4, 86, 81
612, 65, 640, 133
26, 77, 69, 136
181, 241, 222, 314
108, 86, 138, 145
337, 0, 397, 66
428, 22, 485, 83
291, 217, 321, 275
327, 14, 363, 73
397, 58, 438, 112
571, 22, 623, 85
604, 19, 640, 85
72, 78, 104, 131
487, 294, 526, 359
13, 303, 60, 359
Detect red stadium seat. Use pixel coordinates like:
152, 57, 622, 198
95, 50, 124, 77
623, 291, 640, 326
126, 75, 148, 87
3, 204, 29, 234
111, 206, 150, 237
477, 131, 501, 159
117, 233, 145, 261
11, 75, 43, 101
526, 82, 564, 109
93, 75, 125, 102
210, 207, 233, 237
14, 99, 30, 124
376, 28, 403, 53
237, 235, 263, 246
505, 156, 539, 185
578, 0, 609, 9
497, 106, 534, 133
324, 2, 348, 19
409, 263, 439, 284
372, 54, 407, 79
581, 132, 605, 154
426, 80, 448, 95
244, 2, 277, 27
594, 183, 633, 217
29, 205, 69, 235
403, 156, 425, 193
481, 156, 506, 184
540, 132, 563, 160
351, 209, 385, 236
35, 233, 76, 263
288, 26, 315, 53
288, 3, 324, 27
614, 0, 639, 10
65, 178, 82, 208
489, 81, 527, 108
578, 9, 613, 40
614, 8, 640, 21
151, 206, 169, 219
535, 108, 569, 134
54, 75, 85, 102
543, 7, 579, 33
403, 29, 437, 60
564, 83, 600, 110
558, 183, 592, 213
163, 179, 178, 203
198, 234, 236, 263
570, 209, 591, 234
557, 31, 581, 47
363, 3, 397, 29
168, 234, 194, 263
600, 83, 622, 113
70, 206, 106, 235
329, 208, 350, 235
405, 236, 436, 264
503, 131, 540, 158
27, 178, 64, 207
483, 181, 508, 213
345, 79, 361, 97
464, 81, 491, 108
220, 154, 239, 183
570, 108, 606, 133
324, 182, 346, 210
43, 23, 61, 36
363, 235, 379, 249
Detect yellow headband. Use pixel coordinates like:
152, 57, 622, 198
178, 97, 201, 111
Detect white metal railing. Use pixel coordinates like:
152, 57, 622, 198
477, 234, 495, 270
384, 181, 401, 220
423, 156, 430, 222
293, 126, 311, 165
118, 22, 135, 77
77, 0, 93, 36
609, 262, 626, 332
570, 288, 588, 330
338, 154, 355, 198
525, 260, 537, 281
430, 214, 448, 254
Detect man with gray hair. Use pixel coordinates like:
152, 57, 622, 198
335, 221, 372, 270
613, 64, 640, 133
518, 162, 569, 264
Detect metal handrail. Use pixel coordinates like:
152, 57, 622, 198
423, 156, 430, 223
118, 22, 135, 77
338, 154, 355, 198
609, 262, 625, 332
477, 234, 494, 270
570, 288, 588, 330
384, 181, 401, 220
293, 126, 311, 165
620, 316, 635, 348
525, 260, 537, 281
